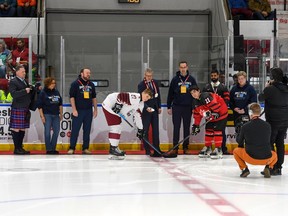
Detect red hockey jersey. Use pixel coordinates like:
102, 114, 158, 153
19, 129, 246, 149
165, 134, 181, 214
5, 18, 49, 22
193, 92, 228, 125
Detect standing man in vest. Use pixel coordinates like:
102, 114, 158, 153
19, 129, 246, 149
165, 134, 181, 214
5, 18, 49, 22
138, 68, 162, 157
166, 61, 197, 156
68, 68, 98, 154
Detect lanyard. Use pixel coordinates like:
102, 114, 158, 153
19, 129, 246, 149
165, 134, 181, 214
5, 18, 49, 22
144, 79, 158, 95
77, 79, 89, 91
179, 74, 189, 85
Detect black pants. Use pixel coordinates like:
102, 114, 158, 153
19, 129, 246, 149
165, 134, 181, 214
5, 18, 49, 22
172, 105, 192, 150
142, 109, 160, 152
269, 122, 287, 169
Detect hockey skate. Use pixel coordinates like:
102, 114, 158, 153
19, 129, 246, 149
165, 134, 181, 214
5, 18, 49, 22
210, 147, 223, 159
108, 145, 126, 160
198, 146, 212, 158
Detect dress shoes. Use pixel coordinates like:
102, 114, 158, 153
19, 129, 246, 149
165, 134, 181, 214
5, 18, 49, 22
150, 152, 162, 157
46, 150, 59, 155
14, 148, 30, 155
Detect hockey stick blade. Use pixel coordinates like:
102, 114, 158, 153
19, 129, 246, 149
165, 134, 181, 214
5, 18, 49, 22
164, 119, 212, 155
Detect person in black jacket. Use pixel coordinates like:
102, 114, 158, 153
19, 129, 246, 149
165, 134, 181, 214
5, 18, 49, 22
233, 103, 277, 178
166, 61, 197, 155
37, 77, 63, 154
9, 65, 33, 154
202, 70, 230, 154
138, 68, 162, 157
258, 67, 288, 175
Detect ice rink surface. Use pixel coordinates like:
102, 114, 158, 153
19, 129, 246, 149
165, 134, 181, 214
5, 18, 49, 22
0, 154, 287, 216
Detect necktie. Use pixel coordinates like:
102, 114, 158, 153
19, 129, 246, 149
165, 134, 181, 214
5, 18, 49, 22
148, 82, 153, 90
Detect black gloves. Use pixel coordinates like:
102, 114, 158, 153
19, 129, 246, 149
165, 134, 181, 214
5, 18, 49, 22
136, 129, 145, 140
205, 111, 219, 121
112, 103, 123, 114
191, 124, 200, 135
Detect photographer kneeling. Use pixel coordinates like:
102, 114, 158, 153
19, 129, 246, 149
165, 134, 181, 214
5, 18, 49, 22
233, 103, 277, 178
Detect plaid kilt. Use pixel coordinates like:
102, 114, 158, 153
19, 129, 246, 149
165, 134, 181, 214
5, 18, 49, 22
10, 108, 31, 129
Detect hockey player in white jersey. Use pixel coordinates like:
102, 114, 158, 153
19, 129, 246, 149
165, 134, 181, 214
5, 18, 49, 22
102, 89, 153, 160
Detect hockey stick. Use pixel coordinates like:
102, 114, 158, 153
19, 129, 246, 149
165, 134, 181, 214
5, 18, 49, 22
163, 119, 211, 156
118, 113, 163, 156
119, 113, 134, 128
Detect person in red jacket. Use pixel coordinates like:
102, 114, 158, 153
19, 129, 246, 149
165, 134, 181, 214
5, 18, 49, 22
190, 85, 228, 159
11, 38, 37, 81
17, 0, 36, 17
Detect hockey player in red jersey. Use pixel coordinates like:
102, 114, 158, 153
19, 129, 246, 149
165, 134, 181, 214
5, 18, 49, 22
190, 85, 228, 159
102, 89, 153, 160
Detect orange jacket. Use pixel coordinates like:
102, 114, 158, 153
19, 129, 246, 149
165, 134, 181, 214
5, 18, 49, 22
17, 0, 36, 7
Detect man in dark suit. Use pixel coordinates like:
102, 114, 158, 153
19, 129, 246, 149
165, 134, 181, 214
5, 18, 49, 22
138, 68, 162, 157
9, 65, 34, 154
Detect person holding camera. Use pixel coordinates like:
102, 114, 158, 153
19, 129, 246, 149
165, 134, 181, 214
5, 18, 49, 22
102, 89, 153, 160
233, 103, 277, 178
190, 85, 228, 159
258, 67, 288, 175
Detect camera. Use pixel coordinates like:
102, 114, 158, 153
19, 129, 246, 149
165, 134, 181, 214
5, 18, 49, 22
235, 115, 250, 134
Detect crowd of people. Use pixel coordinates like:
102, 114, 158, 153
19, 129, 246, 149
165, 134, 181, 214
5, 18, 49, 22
2, 57, 287, 177
229, 0, 275, 20
0, 38, 38, 103
0, 0, 37, 17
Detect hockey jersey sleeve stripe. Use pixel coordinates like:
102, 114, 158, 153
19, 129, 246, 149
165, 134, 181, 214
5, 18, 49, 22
117, 93, 131, 105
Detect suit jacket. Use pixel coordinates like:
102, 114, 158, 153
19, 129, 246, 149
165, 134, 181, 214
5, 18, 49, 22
9, 76, 31, 108
138, 79, 161, 110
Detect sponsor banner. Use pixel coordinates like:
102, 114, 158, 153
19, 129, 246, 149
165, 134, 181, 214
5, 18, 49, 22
0, 104, 285, 145
269, 0, 287, 10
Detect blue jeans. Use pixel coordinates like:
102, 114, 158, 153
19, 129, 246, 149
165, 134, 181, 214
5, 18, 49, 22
44, 114, 60, 151
69, 109, 93, 150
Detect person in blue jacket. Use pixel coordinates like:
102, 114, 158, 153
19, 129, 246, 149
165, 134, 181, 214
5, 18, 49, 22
166, 61, 197, 156
37, 77, 63, 154
230, 71, 257, 126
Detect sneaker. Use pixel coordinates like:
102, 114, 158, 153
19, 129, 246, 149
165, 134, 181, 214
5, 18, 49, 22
261, 167, 282, 176
198, 146, 212, 158
273, 168, 282, 175
263, 165, 271, 178
240, 167, 250, 177
210, 148, 223, 159
82, 149, 92, 155
67, 149, 74, 155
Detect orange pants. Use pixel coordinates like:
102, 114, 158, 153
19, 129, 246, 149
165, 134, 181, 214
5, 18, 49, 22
233, 148, 278, 170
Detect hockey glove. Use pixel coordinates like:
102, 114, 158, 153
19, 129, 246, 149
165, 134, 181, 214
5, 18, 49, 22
112, 103, 123, 114
191, 124, 200, 135
136, 129, 145, 140
205, 111, 219, 121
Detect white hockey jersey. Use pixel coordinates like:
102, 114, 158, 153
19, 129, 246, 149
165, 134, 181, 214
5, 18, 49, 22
102, 92, 144, 129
